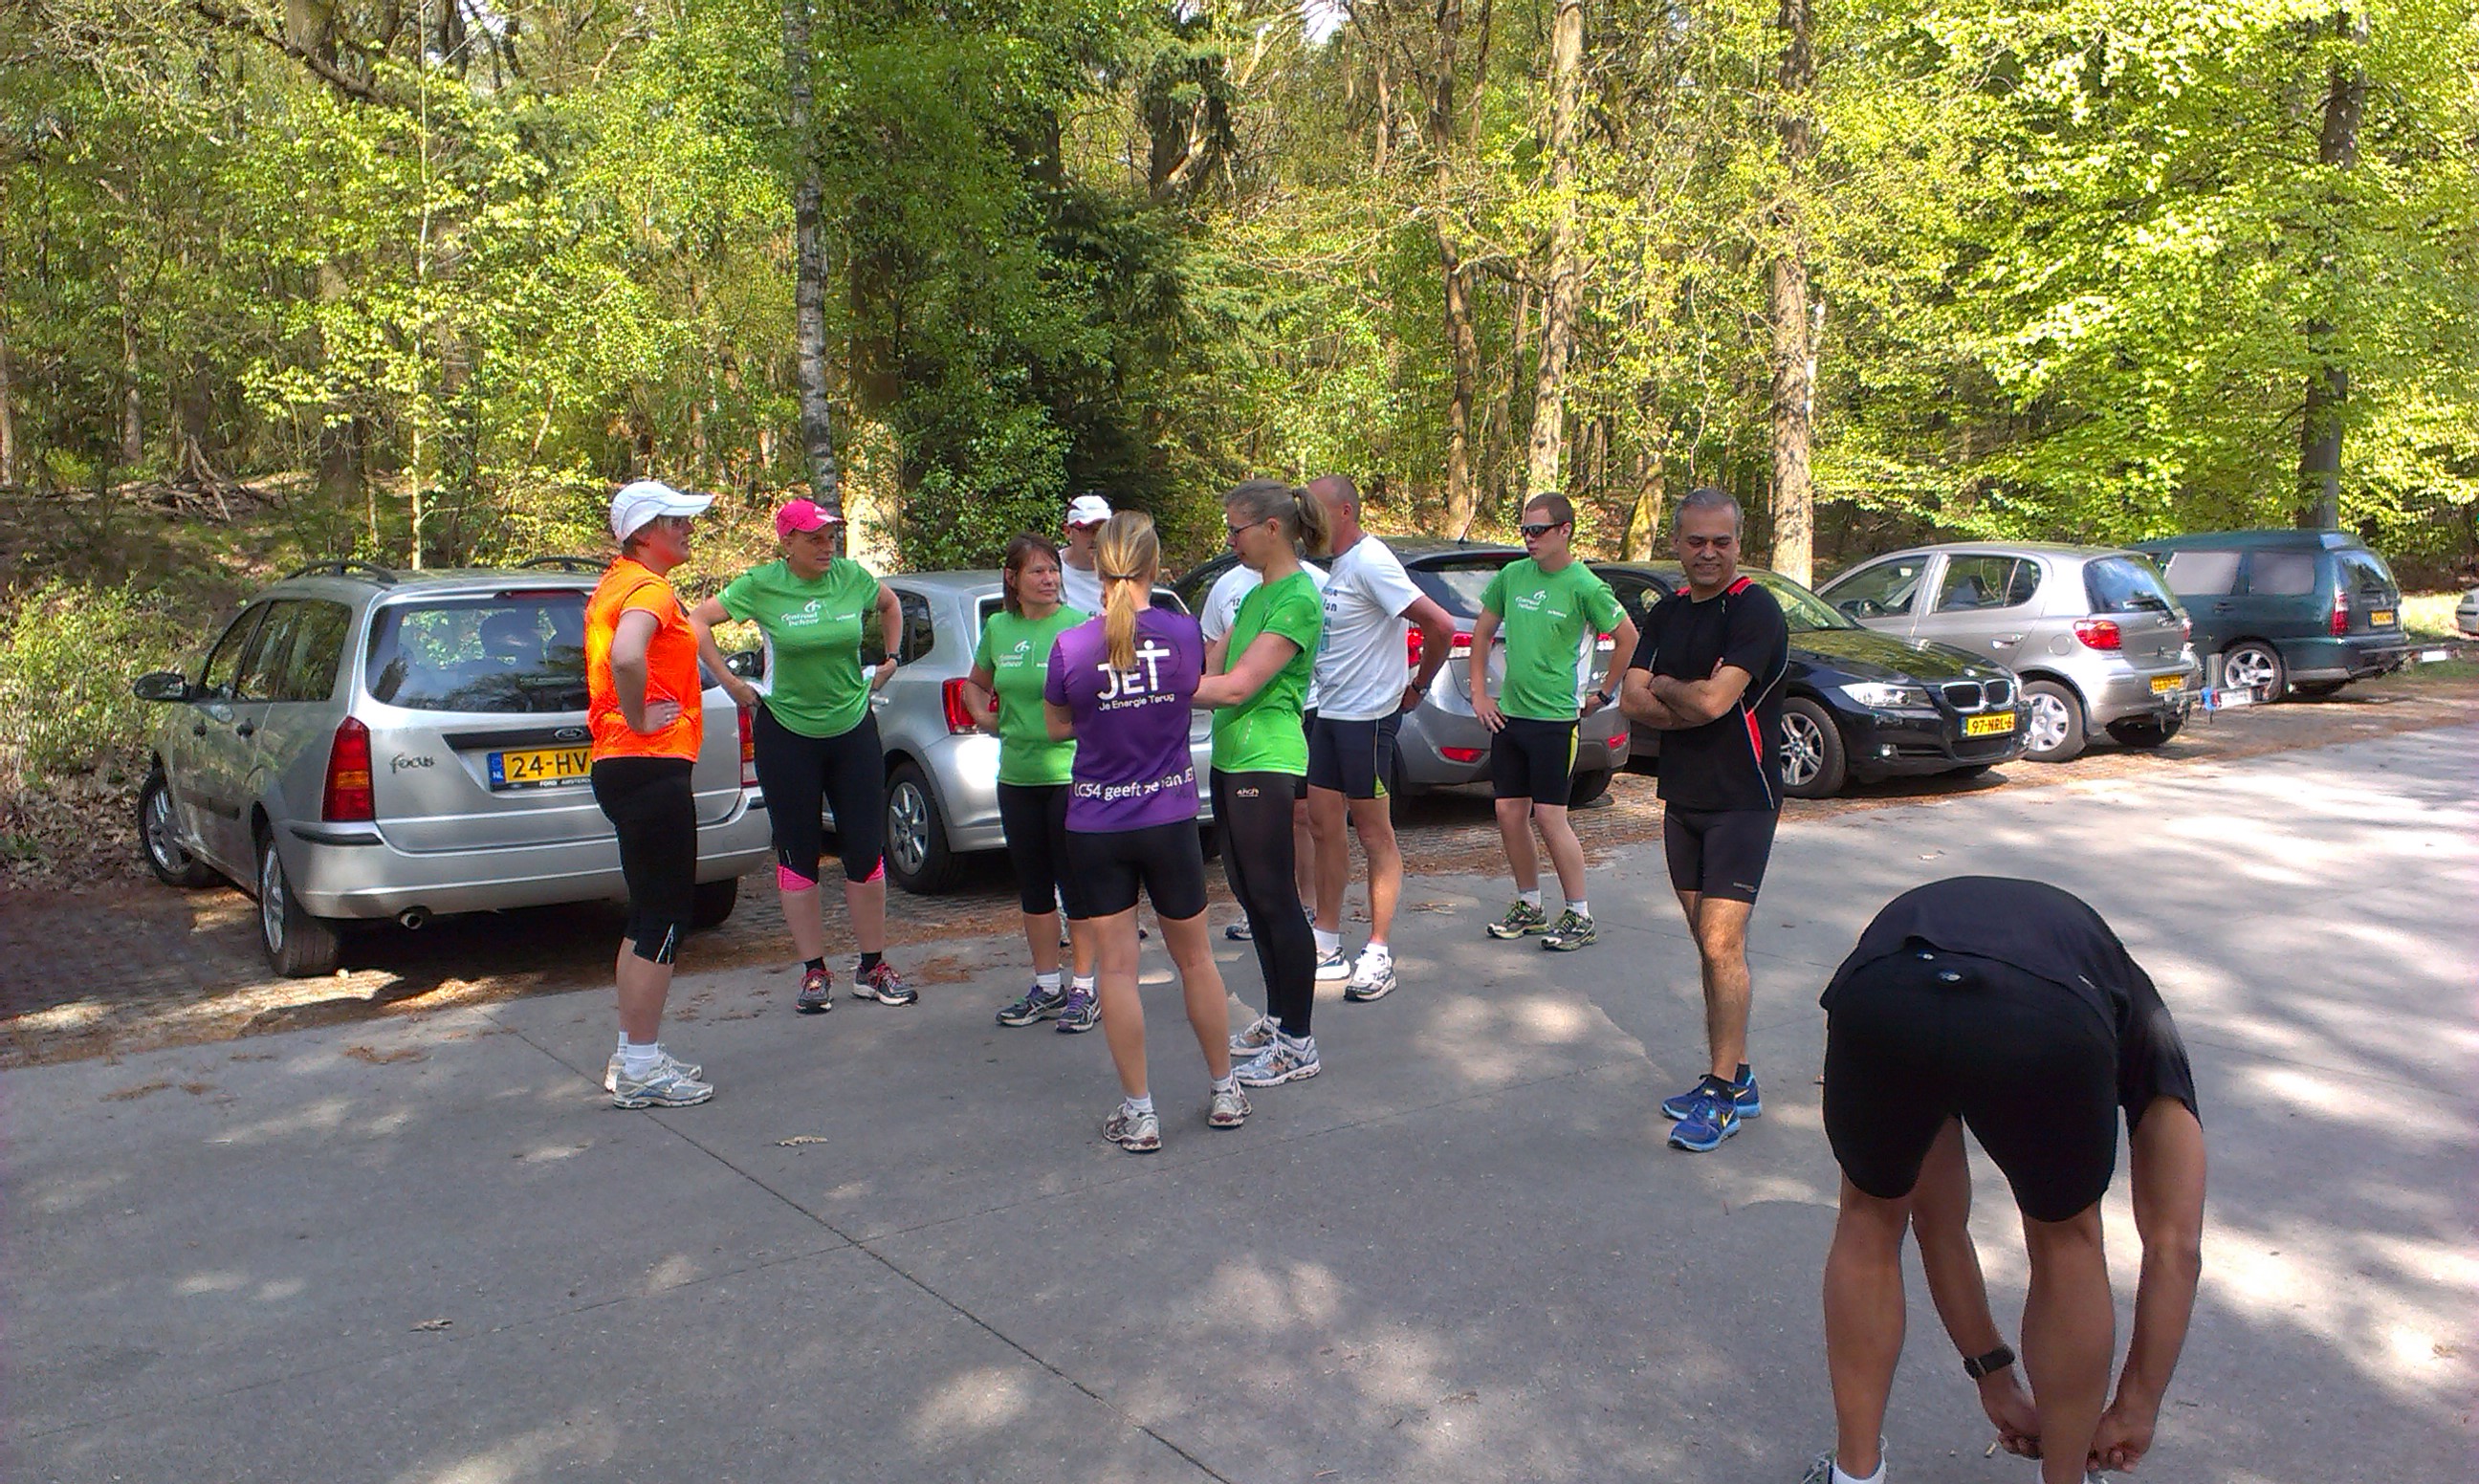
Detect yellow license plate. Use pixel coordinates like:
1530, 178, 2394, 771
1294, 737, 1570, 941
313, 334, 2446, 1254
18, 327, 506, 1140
2150, 674, 2183, 694
2370, 608, 2395, 626
1963, 712, 2016, 737
490, 746, 591, 789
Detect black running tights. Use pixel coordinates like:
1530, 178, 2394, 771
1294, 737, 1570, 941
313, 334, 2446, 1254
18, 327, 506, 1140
1213, 768, 1316, 1037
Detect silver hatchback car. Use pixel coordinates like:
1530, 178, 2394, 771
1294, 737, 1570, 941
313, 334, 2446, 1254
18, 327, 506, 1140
1815, 542, 2199, 763
134, 559, 772, 976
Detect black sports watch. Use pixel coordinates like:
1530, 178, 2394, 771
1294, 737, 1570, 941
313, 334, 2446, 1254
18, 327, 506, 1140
1963, 1343, 2015, 1380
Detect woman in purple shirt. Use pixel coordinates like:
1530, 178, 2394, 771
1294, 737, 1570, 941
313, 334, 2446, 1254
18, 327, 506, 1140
1043, 513, 1247, 1152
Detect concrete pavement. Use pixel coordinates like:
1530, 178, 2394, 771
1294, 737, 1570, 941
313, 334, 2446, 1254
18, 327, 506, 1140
9, 726, 2474, 1483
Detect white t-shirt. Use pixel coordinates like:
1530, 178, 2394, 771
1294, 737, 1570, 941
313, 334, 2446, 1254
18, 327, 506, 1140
1202, 561, 1330, 711
1060, 558, 1103, 617
1313, 535, 1425, 722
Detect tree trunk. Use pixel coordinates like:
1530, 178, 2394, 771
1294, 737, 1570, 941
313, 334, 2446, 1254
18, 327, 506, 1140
1766, 0, 1816, 584
1428, 0, 1478, 535
120, 307, 144, 470
2298, 23, 2365, 532
1623, 440, 1667, 559
783, 0, 841, 528
1525, 0, 1585, 498
0, 305, 16, 488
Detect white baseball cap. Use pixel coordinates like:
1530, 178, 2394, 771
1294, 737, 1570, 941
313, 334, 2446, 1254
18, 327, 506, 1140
1064, 493, 1112, 528
609, 479, 713, 542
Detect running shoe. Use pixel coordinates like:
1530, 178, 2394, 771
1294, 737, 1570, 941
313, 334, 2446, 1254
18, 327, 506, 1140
603, 1049, 702, 1094
1103, 1104, 1161, 1153
1661, 1066, 1761, 1122
1314, 945, 1352, 982
1486, 900, 1549, 939
1667, 1087, 1742, 1152
1054, 985, 1101, 1034
611, 1059, 714, 1109
850, 961, 918, 1005
1229, 1013, 1281, 1055
1207, 1084, 1252, 1129
1539, 909, 1596, 950
1224, 920, 1254, 941
1235, 1037, 1321, 1087
796, 964, 835, 1014
996, 983, 1067, 1027
1343, 949, 1397, 1002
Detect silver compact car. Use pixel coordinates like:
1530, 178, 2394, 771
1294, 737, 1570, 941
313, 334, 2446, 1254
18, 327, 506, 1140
850, 572, 1212, 894
133, 558, 772, 976
1815, 542, 2199, 763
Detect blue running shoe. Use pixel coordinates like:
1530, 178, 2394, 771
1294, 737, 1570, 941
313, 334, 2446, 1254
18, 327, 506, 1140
1667, 1088, 1742, 1152
1661, 1066, 1761, 1121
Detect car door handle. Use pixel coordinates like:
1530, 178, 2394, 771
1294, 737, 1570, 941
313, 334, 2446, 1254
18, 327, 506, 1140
2212, 601, 2235, 611
1989, 634, 2023, 647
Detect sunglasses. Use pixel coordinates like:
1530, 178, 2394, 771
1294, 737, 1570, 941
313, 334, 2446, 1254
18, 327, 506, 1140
1519, 521, 1569, 538
1226, 517, 1270, 536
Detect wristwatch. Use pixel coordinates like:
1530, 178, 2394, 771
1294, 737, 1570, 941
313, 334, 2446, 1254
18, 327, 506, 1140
1963, 1343, 2015, 1380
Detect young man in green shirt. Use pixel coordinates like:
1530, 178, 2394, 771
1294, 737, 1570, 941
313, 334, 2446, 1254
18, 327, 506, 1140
1470, 493, 1637, 950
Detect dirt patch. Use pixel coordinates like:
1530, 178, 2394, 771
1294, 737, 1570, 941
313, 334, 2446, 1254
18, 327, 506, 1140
4, 670, 2470, 1069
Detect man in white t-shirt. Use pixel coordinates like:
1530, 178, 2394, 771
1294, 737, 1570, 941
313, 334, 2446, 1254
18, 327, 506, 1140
1200, 551, 1329, 943
1303, 475, 1455, 998
1060, 493, 1109, 615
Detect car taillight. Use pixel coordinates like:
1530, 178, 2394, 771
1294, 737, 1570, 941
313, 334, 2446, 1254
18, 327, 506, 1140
2072, 619, 2122, 651
1447, 630, 1474, 661
322, 716, 374, 822
941, 677, 981, 735
1406, 628, 1423, 667
1441, 745, 1485, 763
737, 705, 758, 787
2330, 588, 2348, 636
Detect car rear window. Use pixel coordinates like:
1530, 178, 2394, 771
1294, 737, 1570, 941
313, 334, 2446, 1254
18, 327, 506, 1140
1408, 559, 1510, 619
1747, 572, 1857, 633
365, 593, 589, 712
2337, 550, 2396, 595
2159, 550, 2243, 598
2083, 556, 2177, 614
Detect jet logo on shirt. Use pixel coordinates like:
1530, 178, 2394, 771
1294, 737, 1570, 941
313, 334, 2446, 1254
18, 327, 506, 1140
1095, 638, 1174, 703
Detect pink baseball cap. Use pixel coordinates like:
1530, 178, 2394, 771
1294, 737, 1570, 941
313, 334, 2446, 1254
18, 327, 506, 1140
775, 498, 845, 540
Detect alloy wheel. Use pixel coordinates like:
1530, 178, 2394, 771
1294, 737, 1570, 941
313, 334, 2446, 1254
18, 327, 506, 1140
1779, 710, 1826, 789
2025, 691, 2073, 754
2224, 646, 2278, 691
887, 779, 930, 875
144, 785, 185, 874
258, 845, 287, 955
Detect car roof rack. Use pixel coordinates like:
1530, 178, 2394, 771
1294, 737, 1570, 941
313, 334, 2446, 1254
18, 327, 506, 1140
280, 559, 398, 585
516, 556, 604, 573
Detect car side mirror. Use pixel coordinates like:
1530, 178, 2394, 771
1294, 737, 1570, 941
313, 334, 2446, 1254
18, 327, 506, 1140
724, 649, 762, 680
132, 670, 194, 703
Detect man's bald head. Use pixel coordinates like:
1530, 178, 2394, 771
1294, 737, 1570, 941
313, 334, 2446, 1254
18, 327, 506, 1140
1307, 474, 1364, 550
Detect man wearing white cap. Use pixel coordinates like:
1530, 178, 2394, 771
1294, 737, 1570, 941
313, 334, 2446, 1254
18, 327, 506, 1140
1060, 493, 1111, 616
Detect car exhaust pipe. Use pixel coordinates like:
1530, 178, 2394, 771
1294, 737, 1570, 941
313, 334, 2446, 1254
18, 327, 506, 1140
398, 907, 430, 930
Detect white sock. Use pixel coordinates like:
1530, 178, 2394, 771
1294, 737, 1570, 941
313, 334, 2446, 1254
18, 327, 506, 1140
1518, 888, 1543, 908
614, 1033, 628, 1059
1072, 973, 1096, 993
1568, 899, 1591, 919
1035, 970, 1062, 992
620, 1037, 663, 1077
1123, 1093, 1154, 1116
1313, 927, 1342, 956
1211, 1073, 1238, 1095
1278, 1030, 1313, 1052
1360, 941, 1391, 963
1831, 1460, 1882, 1484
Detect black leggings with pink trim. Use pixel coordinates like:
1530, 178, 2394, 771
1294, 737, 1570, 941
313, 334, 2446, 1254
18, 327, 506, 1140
753, 703, 885, 886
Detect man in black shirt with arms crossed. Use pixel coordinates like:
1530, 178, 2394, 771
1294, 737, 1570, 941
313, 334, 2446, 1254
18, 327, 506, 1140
1619, 488, 1790, 1152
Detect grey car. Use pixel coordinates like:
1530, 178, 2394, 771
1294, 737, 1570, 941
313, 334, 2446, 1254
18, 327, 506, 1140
850, 571, 1213, 894
1171, 540, 1633, 806
1815, 542, 2199, 763
133, 559, 772, 976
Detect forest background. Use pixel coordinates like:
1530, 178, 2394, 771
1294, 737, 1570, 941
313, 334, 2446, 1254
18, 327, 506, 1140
2, 0, 2475, 872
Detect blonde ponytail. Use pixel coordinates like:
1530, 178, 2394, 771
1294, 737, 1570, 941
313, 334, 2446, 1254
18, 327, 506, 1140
1094, 511, 1160, 673
1292, 484, 1333, 558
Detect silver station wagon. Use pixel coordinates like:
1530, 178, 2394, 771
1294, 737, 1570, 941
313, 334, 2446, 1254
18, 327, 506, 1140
1815, 542, 2199, 763
134, 559, 772, 976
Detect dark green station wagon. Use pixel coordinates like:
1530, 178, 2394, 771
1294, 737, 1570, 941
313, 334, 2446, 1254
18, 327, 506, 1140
2131, 530, 2410, 701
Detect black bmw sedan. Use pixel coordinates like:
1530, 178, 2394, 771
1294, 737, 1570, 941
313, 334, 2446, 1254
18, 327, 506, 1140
1593, 561, 2031, 798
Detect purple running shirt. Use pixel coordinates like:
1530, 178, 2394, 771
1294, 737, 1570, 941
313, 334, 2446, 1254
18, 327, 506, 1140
1044, 608, 1206, 833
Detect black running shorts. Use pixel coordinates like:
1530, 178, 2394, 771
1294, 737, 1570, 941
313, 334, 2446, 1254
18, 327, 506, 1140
1823, 948, 2120, 1222
591, 755, 696, 964
753, 704, 885, 884
1305, 714, 1401, 800
1662, 805, 1780, 903
1065, 820, 1209, 921
997, 780, 1088, 919
1489, 715, 1578, 805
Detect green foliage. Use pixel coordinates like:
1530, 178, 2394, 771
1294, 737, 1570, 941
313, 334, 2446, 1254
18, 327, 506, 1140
0, 579, 186, 780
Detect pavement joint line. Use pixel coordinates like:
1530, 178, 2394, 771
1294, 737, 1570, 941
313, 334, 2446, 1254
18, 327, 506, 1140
477, 1004, 1239, 1484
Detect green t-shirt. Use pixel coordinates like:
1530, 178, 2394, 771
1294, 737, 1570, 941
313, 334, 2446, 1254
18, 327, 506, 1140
972, 604, 1087, 787
718, 557, 883, 738
1211, 567, 1324, 775
1480, 557, 1624, 721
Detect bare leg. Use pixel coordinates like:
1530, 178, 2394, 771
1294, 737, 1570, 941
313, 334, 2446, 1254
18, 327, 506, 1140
1156, 909, 1231, 1080
1532, 802, 1587, 903
1092, 907, 1148, 1099
1823, 1176, 1913, 1478
1349, 795, 1401, 947
844, 872, 887, 956
1692, 896, 1755, 1079
614, 943, 674, 1042
1914, 1122, 2042, 1458
1067, 916, 1094, 980
778, 881, 826, 962
1307, 786, 1350, 934
2020, 1204, 2114, 1484
1021, 911, 1061, 977
1495, 797, 1540, 893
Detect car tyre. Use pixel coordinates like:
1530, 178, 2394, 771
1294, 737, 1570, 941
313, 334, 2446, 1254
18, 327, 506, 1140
1567, 768, 1612, 808
2105, 715, 2183, 748
882, 761, 959, 895
2222, 640, 2287, 702
2290, 679, 2347, 699
2021, 680, 2087, 763
1779, 696, 1848, 798
139, 765, 216, 887
691, 876, 738, 930
256, 830, 341, 978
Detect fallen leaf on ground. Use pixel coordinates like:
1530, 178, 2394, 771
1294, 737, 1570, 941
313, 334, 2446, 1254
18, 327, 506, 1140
1408, 901, 1456, 913
412, 1318, 451, 1331
341, 1044, 424, 1064
103, 1080, 173, 1102
777, 1135, 830, 1146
